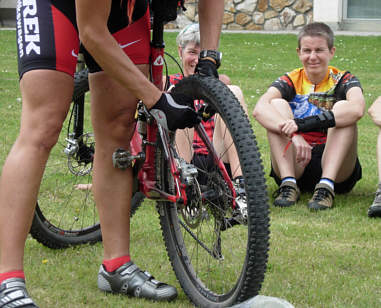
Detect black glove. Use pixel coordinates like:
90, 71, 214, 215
151, 93, 201, 131
195, 59, 219, 78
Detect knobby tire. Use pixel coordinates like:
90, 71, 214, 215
156, 75, 270, 307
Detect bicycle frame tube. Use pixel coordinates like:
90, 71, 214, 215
137, 119, 187, 204
150, 16, 165, 90
195, 124, 237, 207
150, 46, 164, 90
132, 15, 235, 209
131, 15, 188, 204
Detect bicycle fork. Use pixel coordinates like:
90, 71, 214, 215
112, 104, 236, 210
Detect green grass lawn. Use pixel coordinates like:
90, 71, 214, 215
1, 29, 381, 307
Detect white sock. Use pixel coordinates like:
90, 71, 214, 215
281, 177, 296, 184
319, 178, 334, 190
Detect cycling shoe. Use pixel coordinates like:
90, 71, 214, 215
0, 278, 39, 308
98, 261, 177, 302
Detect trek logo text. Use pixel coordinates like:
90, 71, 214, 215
17, 0, 40, 57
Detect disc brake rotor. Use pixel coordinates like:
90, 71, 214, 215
67, 132, 94, 176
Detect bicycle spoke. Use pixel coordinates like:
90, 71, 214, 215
178, 219, 220, 259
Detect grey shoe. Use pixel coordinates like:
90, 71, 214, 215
368, 187, 381, 217
0, 278, 39, 308
233, 177, 248, 223
308, 183, 335, 211
273, 181, 300, 207
98, 261, 177, 301
221, 177, 248, 231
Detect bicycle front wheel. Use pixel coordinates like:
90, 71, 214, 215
156, 76, 270, 307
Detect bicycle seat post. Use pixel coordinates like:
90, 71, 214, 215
76, 49, 85, 72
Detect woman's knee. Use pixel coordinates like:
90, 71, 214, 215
368, 97, 381, 126
270, 98, 288, 108
269, 98, 293, 117
227, 85, 248, 113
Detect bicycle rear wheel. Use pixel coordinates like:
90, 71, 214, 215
29, 69, 99, 248
156, 75, 270, 307
30, 69, 144, 248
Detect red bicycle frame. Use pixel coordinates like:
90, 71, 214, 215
128, 15, 236, 207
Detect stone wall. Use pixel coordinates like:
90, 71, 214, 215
166, 0, 313, 31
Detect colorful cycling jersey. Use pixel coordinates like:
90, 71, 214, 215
271, 66, 361, 145
16, 0, 149, 78
169, 73, 215, 155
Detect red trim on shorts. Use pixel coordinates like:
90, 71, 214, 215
51, 5, 79, 76
112, 8, 150, 65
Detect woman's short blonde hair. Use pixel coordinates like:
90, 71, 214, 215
176, 23, 200, 48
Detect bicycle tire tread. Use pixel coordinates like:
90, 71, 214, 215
157, 75, 270, 306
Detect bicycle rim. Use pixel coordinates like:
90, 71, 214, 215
156, 76, 270, 307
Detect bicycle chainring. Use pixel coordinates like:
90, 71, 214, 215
180, 179, 204, 228
207, 169, 233, 222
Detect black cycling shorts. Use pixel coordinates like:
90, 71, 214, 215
16, 0, 150, 78
270, 143, 362, 194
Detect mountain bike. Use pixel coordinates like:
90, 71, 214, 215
30, 1, 270, 306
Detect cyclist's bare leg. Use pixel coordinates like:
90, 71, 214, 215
267, 99, 305, 179
228, 85, 247, 114
320, 100, 359, 182
175, 128, 194, 163
0, 70, 73, 272
212, 85, 247, 179
89, 64, 149, 260
368, 97, 381, 182
175, 85, 247, 177
321, 124, 358, 182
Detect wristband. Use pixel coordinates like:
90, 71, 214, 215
294, 111, 335, 133
199, 50, 222, 69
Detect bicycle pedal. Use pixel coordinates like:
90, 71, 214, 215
112, 148, 134, 170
